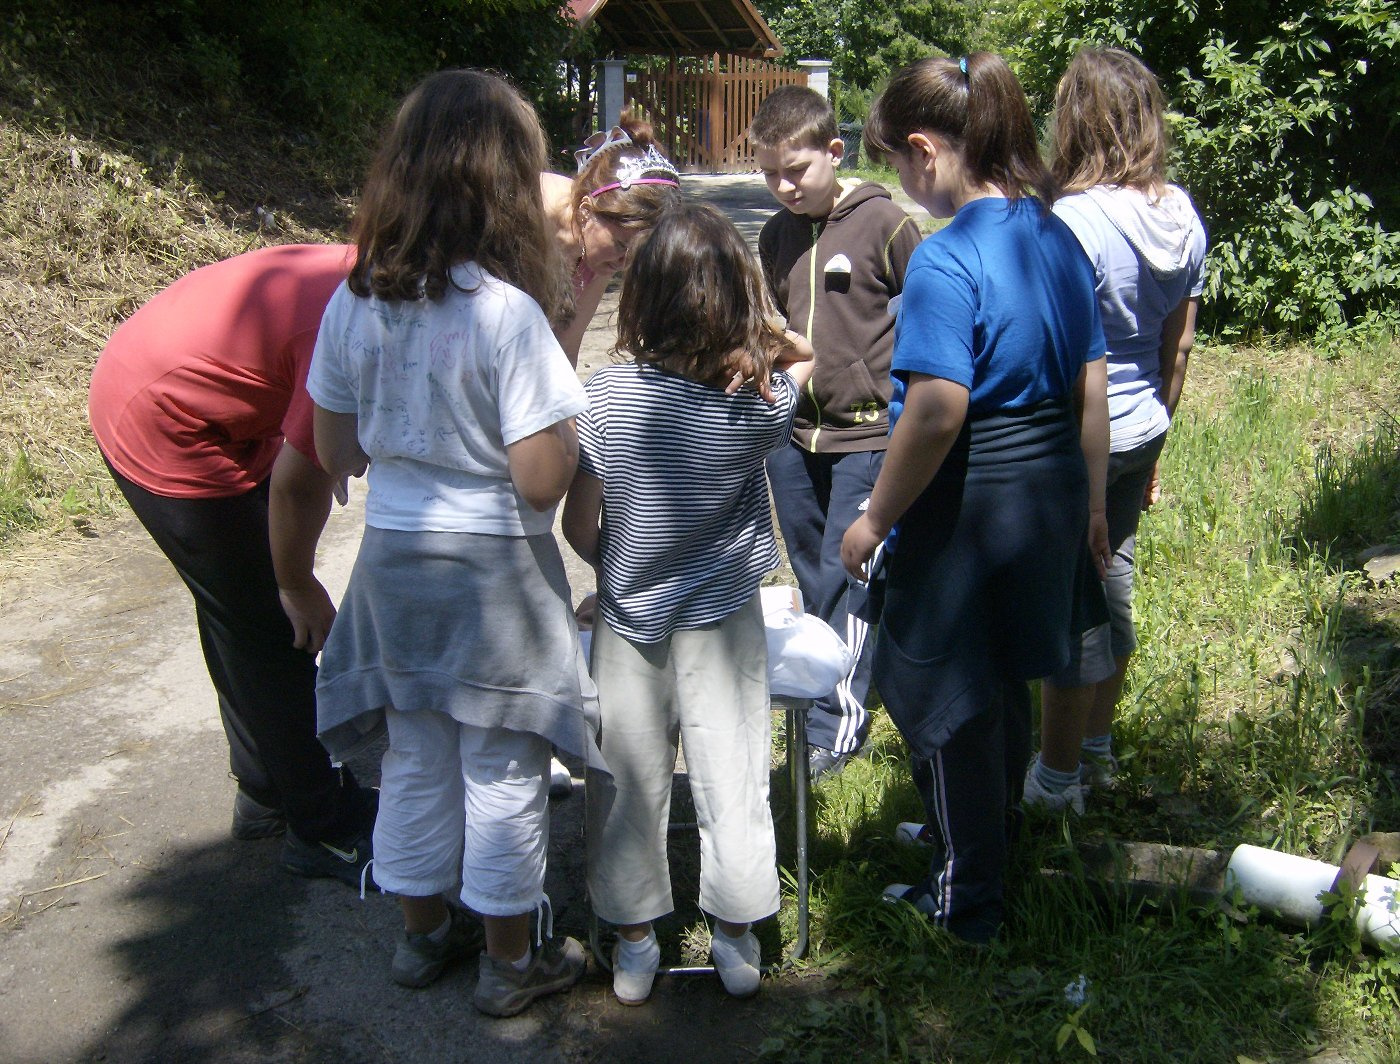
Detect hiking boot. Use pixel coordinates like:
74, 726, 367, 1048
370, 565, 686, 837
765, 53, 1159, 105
710, 929, 761, 998
1021, 761, 1087, 815
808, 746, 851, 783
473, 936, 586, 1017
231, 790, 286, 840
611, 930, 660, 1006
392, 906, 485, 988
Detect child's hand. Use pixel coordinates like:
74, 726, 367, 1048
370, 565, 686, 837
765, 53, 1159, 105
841, 513, 885, 582
278, 579, 337, 656
1088, 509, 1111, 580
1141, 460, 1161, 509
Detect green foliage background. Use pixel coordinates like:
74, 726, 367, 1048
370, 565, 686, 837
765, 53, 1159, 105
994, 0, 1400, 341
9, 0, 581, 165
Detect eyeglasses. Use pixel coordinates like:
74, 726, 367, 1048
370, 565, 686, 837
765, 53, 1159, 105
575, 126, 633, 172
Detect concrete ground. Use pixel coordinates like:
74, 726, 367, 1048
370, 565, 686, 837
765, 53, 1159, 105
0, 174, 925, 1063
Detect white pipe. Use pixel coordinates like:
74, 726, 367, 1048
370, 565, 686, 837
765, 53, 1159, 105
1224, 844, 1399, 947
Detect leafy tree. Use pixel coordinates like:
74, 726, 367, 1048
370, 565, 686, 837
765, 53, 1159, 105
994, 0, 1400, 339
757, 0, 983, 114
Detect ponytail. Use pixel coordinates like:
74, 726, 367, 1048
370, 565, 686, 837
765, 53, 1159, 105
865, 52, 1058, 206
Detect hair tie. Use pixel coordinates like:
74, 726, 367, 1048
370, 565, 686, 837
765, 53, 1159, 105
588, 145, 681, 197
958, 56, 969, 80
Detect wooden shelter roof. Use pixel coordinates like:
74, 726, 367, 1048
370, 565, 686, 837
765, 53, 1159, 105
567, 0, 782, 58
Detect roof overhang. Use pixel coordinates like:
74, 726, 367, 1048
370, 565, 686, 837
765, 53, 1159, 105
568, 0, 782, 58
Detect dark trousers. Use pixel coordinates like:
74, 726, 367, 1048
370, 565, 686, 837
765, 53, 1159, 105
105, 462, 350, 842
906, 680, 1031, 943
766, 445, 882, 753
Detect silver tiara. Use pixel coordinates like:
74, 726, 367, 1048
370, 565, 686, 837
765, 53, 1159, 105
590, 145, 681, 196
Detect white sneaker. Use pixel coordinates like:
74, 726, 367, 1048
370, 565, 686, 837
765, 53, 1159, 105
1022, 760, 1087, 815
895, 822, 934, 847
549, 757, 573, 799
882, 882, 914, 902
612, 932, 660, 1006
710, 929, 761, 998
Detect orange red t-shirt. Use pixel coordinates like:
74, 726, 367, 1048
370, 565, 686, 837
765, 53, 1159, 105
88, 244, 354, 498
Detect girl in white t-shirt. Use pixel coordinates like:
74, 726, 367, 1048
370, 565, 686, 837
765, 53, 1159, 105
563, 201, 810, 1004
307, 69, 593, 1018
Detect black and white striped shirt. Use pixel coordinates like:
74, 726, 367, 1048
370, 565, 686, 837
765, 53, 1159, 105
579, 363, 797, 643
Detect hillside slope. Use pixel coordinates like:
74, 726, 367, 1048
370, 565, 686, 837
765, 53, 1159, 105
0, 12, 358, 544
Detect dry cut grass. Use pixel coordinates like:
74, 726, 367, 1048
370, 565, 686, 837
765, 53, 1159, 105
0, 20, 355, 549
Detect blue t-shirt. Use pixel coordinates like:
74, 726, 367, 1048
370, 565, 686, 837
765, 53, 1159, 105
890, 197, 1104, 423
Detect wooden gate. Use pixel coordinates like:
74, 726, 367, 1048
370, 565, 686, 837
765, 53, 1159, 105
626, 54, 807, 172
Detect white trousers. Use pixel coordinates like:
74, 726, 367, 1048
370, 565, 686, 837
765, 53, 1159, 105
586, 593, 781, 926
373, 708, 550, 917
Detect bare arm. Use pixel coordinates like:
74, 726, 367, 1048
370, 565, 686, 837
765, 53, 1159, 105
1144, 296, 1200, 508
841, 373, 969, 580
1075, 358, 1111, 577
562, 468, 603, 567
268, 443, 337, 655
313, 405, 369, 480
507, 418, 579, 512
554, 280, 607, 369
1157, 296, 1198, 417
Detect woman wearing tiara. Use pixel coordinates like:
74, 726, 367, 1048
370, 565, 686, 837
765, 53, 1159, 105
541, 110, 682, 364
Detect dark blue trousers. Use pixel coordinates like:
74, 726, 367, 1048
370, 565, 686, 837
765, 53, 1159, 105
766, 445, 882, 753
905, 680, 1031, 943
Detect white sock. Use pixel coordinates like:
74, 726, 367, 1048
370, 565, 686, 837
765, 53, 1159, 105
617, 930, 660, 970
509, 949, 532, 972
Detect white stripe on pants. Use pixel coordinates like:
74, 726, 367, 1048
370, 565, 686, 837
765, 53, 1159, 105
586, 593, 781, 926
372, 707, 551, 917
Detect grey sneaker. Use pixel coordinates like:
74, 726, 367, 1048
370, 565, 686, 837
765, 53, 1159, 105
231, 790, 286, 840
392, 906, 485, 988
473, 936, 586, 1017
808, 746, 852, 782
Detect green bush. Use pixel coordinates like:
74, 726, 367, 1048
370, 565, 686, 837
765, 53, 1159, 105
995, 0, 1400, 341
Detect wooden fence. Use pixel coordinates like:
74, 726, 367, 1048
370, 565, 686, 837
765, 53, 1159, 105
626, 54, 807, 172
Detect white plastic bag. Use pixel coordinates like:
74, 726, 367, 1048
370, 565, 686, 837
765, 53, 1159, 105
578, 588, 852, 699
761, 587, 853, 698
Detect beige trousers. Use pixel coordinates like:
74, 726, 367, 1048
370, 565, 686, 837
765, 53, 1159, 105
586, 593, 781, 926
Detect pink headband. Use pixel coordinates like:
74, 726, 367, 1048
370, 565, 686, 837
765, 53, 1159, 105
587, 145, 680, 198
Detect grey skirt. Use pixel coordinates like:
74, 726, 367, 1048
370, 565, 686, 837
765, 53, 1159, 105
316, 526, 603, 771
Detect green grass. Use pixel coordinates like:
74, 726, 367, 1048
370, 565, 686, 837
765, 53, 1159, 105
762, 338, 1400, 1062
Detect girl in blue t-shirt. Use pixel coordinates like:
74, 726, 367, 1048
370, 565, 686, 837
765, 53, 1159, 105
841, 52, 1108, 943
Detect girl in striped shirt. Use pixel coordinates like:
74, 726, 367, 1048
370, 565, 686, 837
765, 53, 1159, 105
563, 201, 810, 1004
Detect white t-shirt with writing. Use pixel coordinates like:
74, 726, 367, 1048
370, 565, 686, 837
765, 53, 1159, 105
308, 262, 586, 535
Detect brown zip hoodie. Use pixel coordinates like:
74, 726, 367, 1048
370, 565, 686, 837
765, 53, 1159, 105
758, 180, 922, 452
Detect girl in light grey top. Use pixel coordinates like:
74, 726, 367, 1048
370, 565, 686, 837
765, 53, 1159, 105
1029, 47, 1209, 812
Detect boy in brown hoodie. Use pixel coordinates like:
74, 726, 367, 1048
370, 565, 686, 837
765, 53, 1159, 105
751, 86, 922, 779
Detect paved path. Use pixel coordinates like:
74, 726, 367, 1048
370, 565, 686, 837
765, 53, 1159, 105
0, 174, 898, 1064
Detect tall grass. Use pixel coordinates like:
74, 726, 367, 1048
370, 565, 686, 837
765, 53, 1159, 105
761, 340, 1400, 1062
